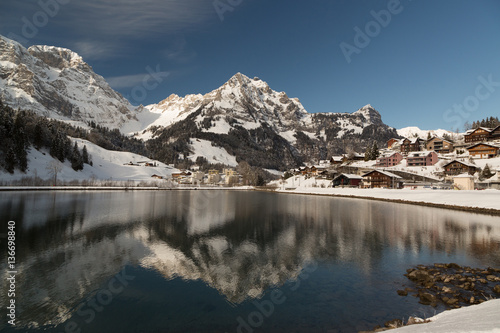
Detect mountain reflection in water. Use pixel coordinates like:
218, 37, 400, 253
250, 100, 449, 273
0, 190, 499, 332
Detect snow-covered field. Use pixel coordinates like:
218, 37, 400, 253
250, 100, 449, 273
390, 299, 500, 333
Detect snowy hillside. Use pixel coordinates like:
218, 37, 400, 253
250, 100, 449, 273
0, 138, 180, 184
187, 139, 238, 166
0, 35, 156, 133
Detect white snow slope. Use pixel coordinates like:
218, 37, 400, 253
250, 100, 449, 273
391, 299, 500, 333
187, 139, 238, 166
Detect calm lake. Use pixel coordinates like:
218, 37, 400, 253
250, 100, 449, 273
1, 190, 499, 333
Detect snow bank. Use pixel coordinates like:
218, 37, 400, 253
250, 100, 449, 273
390, 299, 500, 333
276, 187, 500, 211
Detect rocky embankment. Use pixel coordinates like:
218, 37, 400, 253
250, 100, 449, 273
361, 264, 500, 332
400, 263, 500, 308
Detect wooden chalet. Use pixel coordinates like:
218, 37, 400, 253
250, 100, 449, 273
491, 125, 500, 139
387, 138, 400, 149
442, 160, 477, 176
466, 143, 500, 159
464, 127, 493, 143
400, 138, 422, 154
425, 137, 454, 154
330, 156, 345, 165
172, 171, 192, 179
332, 174, 363, 187
362, 170, 403, 189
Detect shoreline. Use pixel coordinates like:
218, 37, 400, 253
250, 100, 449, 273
0, 186, 252, 192
266, 188, 500, 216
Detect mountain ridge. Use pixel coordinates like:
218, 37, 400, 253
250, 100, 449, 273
0, 35, 399, 170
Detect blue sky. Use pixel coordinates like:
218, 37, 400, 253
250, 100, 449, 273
1, 0, 499, 131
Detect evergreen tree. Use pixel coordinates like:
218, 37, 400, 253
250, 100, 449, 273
71, 142, 84, 171
13, 111, 28, 172
82, 145, 90, 164
371, 142, 380, 160
481, 164, 494, 180
33, 122, 44, 149
5, 147, 16, 174
364, 146, 372, 161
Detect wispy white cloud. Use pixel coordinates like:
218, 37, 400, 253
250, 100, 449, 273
71, 40, 125, 61
106, 70, 171, 89
64, 0, 215, 38
58, 0, 215, 60
162, 36, 197, 64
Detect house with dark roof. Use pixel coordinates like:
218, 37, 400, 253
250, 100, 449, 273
425, 137, 454, 154
332, 174, 363, 187
442, 160, 478, 176
362, 170, 403, 189
464, 127, 493, 143
400, 138, 423, 154
466, 143, 500, 159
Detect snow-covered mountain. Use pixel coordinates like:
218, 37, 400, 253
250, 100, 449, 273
397, 126, 458, 140
143, 73, 399, 169
141, 73, 389, 140
0, 35, 399, 170
0, 35, 156, 132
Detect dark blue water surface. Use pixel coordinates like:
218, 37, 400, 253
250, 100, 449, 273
0, 190, 499, 332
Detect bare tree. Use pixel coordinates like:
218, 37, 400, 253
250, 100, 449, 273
46, 160, 63, 186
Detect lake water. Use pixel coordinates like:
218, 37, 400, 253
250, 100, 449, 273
1, 190, 499, 333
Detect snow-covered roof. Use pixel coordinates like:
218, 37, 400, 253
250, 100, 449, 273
443, 159, 477, 168
407, 150, 435, 157
379, 151, 401, 158
428, 136, 453, 144
334, 173, 363, 180
466, 142, 500, 149
465, 127, 493, 135
453, 173, 474, 179
362, 170, 402, 179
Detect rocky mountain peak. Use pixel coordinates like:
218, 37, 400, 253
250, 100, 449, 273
27, 45, 87, 71
353, 104, 383, 125
0, 34, 149, 133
